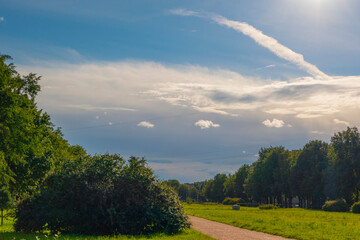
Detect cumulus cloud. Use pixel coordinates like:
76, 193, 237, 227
262, 118, 285, 128
334, 118, 350, 126
137, 121, 155, 128
194, 120, 220, 129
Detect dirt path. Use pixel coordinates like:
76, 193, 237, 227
189, 216, 295, 240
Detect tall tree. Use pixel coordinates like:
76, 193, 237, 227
291, 140, 328, 209
224, 164, 249, 200
0, 55, 84, 196
331, 127, 360, 205
203, 174, 227, 202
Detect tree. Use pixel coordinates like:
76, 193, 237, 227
224, 165, 250, 200
203, 174, 227, 202
0, 54, 84, 196
246, 147, 290, 205
165, 179, 180, 191
0, 188, 11, 225
291, 141, 328, 209
331, 127, 360, 205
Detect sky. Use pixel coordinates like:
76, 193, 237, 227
1, 0, 360, 182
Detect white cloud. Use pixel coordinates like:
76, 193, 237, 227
242, 150, 246, 154
66, 104, 136, 112
310, 130, 325, 134
211, 15, 329, 79
0, 17, 4, 22
194, 120, 220, 129
108, 122, 113, 126
262, 118, 285, 128
264, 64, 276, 68
18, 61, 360, 122
170, 9, 199, 16
137, 121, 155, 128
334, 118, 350, 126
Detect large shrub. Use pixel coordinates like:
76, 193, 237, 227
351, 202, 360, 213
14, 154, 189, 235
322, 199, 348, 212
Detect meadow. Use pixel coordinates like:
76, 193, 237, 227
0, 216, 214, 240
184, 203, 360, 240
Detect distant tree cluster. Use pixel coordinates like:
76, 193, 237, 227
167, 127, 360, 209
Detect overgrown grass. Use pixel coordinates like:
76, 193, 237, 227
0, 216, 214, 240
184, 203, 360, 240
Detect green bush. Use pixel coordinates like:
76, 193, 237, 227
222, 197, 242, 205
247, 203, 260, 207
14, 155, 189, 235
351, 202, 360, 213
322, 199, 348, 212
259, 204, 278, 210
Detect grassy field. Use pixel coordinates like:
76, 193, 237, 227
0, 216, 214, 240
184, 203, 360, 240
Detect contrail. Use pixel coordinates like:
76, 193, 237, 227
171, 9, 329, 79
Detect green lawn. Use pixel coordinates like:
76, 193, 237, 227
184, 203, 360, 240
0, 216, 214, 240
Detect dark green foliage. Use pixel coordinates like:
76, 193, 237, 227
322, 199, 348, 212
222, 197, 242, 205
291, 141, 329, 209
223, 165, 249, 200
165, 179, 180, 191
259, 204, 278, 210
0, 54, 84, 197
202, 174, 227, 202
351, 202, 360, 213
0, 187, 12, 225
330, 127, 360, 206
14, 155, 189, 235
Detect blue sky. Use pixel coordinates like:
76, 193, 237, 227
1, 0, 360, 182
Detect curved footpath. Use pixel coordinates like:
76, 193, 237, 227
189, 216, 295, 240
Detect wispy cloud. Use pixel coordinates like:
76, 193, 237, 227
264, 64, 276, 68
170, 9, 199, 16
0, 17, 4, 22
212, 15, 330, 79
19, 61, 360, 126
262, 118, 285, 128
171, 9, 328, 79
334, 118, 350, 126
194, 120, 220, 129
137, 121, 155, 128
66, 104, 137, 112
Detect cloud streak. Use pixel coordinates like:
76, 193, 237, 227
171, 9, 329, 79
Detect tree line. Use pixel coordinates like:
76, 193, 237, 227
167, 128, 360, 209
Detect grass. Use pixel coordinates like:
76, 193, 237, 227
184, 203, 360, 240
0, 215, 214, 240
